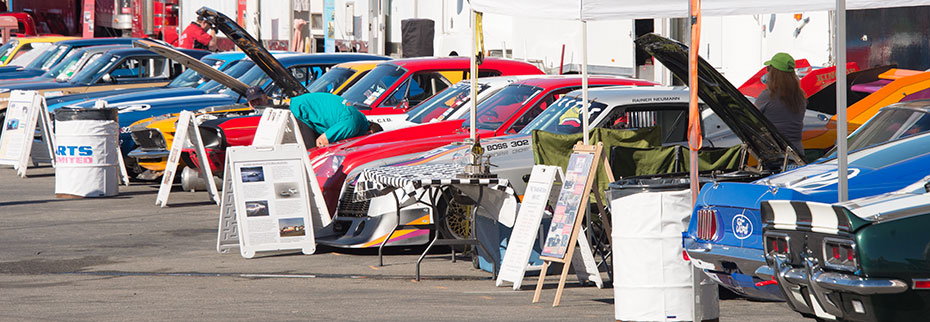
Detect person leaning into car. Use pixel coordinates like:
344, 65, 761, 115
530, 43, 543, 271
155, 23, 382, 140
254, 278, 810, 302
179, 16, 216, 50
289, 92, 382, 148
755, 52, 806, 156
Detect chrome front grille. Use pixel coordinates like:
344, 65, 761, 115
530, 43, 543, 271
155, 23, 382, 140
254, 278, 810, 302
131, 129, 167, 149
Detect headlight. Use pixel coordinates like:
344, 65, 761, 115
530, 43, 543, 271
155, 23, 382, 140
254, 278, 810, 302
331, 155, 345, 173
198, 126, 224, 149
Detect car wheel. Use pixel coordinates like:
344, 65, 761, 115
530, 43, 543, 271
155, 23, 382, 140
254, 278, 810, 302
438, 192, 472, 240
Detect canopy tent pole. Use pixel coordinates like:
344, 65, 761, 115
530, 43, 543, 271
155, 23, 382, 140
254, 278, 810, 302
470, 9, 478, 141
836, 0, 848, 201
688, 0, 703, 205
581, 20, 590, 145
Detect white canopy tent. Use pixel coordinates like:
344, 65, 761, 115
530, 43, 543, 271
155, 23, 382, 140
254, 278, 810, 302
469, 0, 930, 202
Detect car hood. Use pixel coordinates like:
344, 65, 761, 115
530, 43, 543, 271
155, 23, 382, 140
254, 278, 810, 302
134, 39, 249, 96
46, 87, 172, 107
1, 81, 72, 91
55, 88, 214, 109
198, 7, 308, 98
0, 69, 44, 81
636, 33, 803, 166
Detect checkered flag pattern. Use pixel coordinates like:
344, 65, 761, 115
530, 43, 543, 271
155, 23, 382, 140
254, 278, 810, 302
353, 163, 515, 202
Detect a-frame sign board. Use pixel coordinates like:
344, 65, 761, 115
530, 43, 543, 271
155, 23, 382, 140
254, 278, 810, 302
155, 110, 219, 207
0, 90, 56, 177
532, 142, 603, 307
216, 109, 331, 254
496, 165, 603, 290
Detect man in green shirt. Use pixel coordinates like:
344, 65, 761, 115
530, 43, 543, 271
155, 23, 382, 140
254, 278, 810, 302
289, 92, 378, 147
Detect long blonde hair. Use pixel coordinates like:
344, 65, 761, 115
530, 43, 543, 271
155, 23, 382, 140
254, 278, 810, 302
766, 67, 806, 113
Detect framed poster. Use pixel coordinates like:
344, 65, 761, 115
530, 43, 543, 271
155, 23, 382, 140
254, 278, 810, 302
228, 145, 316, 258
540, 152, 594, 259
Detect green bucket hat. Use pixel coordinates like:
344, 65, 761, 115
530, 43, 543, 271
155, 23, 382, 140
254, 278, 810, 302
764, 52, 795, 72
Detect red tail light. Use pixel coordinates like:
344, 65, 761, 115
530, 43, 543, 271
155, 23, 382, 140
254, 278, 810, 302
764, 233, 790, 257
823, 238, 858, 272
696, 208, 718, 241
913, 279, 930, 290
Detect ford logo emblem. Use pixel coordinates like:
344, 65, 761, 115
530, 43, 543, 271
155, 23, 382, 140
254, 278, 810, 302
732, 213, 753, 240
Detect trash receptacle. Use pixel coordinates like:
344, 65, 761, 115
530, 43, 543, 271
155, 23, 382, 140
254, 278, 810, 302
607, 176, 718, 322
54, 107, 120, 198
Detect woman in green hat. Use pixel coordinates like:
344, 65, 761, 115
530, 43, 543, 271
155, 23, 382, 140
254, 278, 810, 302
756, 52, 806, 156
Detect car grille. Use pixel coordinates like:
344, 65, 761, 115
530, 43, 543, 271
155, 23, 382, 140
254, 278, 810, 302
337, 184, 370, 217
131, 129, 167, 149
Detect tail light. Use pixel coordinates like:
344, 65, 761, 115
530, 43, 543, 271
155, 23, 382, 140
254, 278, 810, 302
823, 238, 857, 272
764, 232, 790, 257
696, 208, 718, 241
913, 279, 930, 290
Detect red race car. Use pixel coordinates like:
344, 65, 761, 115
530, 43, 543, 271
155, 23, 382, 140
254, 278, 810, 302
307, 75, 655, 215
184, 57, 542, 174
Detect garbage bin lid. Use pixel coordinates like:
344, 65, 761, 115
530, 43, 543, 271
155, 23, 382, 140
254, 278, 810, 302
608, 173, 714, 192
54, 108, 119, 122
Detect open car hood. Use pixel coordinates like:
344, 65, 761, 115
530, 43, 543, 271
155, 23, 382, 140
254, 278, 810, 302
197, 7, 308, 98
133, 39, 249, 96
636, 33, 804, 167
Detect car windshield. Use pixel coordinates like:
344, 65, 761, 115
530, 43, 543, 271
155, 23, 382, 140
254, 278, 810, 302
461, 84, 542, 131
0, 39, 19, 62
26, 44, 70, 70
43, 50, 86, 79
9, 42, 53, 67
165, 68, 203, 88
306, 67, 356, 93
202, 60, 254, 92
341, 64, 406, 107
823, 107, 930, 159
68, 53, 118, 84
519, 96, 607, 135
406, 81, 490, 123
219, 63, 270, 96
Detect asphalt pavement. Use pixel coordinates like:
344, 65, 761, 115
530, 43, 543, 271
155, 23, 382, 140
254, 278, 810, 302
0, 166, 812, 321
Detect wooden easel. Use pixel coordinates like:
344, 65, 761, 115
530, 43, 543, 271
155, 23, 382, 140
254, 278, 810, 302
532, 142, 603, 307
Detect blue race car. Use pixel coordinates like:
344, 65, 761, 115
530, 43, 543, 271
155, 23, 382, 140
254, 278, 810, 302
45, 50, 248, 109
0, 38, 152, 80
685, 101, 930, 301
635, 33, 930, 301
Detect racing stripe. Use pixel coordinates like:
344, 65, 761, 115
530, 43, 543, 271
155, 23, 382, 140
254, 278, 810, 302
791, 201, 813, 231
807, 202, 839, 234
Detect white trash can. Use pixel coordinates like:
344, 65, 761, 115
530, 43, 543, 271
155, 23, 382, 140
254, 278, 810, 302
608, 178, 718, 322
54, 107, 120, 198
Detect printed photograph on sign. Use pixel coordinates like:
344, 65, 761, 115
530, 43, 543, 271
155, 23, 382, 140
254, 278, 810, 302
240, 166, 265, 182
278, 217, 306, 237
540, 153, 593, 259
274, 182, 300, 199
245, 200, 269, 217
6, 119, 18, 130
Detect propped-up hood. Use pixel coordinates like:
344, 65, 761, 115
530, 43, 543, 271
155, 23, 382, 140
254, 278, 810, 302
134, 39, 249, 96
197, 7, 308, 98
635, 33, 804, 167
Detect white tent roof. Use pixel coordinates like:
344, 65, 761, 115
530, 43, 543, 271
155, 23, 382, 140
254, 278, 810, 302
471, 0, 930, 20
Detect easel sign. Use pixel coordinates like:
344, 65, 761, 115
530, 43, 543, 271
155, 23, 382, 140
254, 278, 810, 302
216, 108, 330, 254
0, 90, 56, 177
533, 142, 603, 307
497, 165, 603, 290
155, 110, 219, 207
227, 144, 316, 258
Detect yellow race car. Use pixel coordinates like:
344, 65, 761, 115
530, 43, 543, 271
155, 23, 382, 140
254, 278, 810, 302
0, 36, 77, 67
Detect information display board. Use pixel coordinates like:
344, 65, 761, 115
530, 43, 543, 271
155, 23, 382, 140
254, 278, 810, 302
532, 142, 603, 307
227, 144, 316, 258
0, 90, 55, 177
